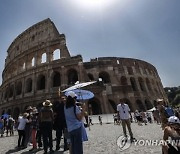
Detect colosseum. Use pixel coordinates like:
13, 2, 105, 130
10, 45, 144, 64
0, 18, 168, 119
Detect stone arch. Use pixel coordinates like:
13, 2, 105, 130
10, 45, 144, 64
88, 98, 102, 115
138, 77, 146, 92
52, 71, 61, 87
136, 99, 145, 111
67, 69, 78, 85
7, 109, 12, 115
1, 110, 5, 115
9, 85, 14, 98
123, 98, 133, 111
130, 77, 138, 91
53, 49, 60, 60
25, 78, 33, 93
88, 73, 94, 81
145, 99, 153, 110
108, 99, 117, 113
16, 81, 22, 95
41, 53, 47, 63
121, 76, 128, 85
37, 74, 46, 90
99, 71, 111, 83
31, 57, 35, 67
13, 107, 20, 119
146, 78, 152, 92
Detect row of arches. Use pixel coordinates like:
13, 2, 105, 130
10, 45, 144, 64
5, 49, 62, 80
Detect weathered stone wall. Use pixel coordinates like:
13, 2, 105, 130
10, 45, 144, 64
0, 19, 167, 118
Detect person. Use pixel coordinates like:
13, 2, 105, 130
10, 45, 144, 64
157, 99, 168, 130
89, 117, 93, 125
29, 107, 39, 152
24, 106, 33, 148
39, 100, 54, 154
98, 116, 102, 125
134, 110, 142, 126
141, 111, 147, 125
162, 116, 180, 154
6, 115, 15, 136
117, 99, 135, 142
64, 91, 85, 154
0, 117, 4, 137
53, 93, 68, 151
17, 113, 29, 149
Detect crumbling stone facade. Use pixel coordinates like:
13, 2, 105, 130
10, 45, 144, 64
0, 18, 167, 119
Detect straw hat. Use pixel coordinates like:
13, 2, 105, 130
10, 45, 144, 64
26, 106, 33, 111
43, 100, 52, 107
32, 107, 38, 114
23, 112, 29, 118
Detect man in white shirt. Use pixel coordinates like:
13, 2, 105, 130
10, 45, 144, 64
117, 99, 135, 142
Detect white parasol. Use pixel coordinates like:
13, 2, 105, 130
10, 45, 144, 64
62, 81, 97, 92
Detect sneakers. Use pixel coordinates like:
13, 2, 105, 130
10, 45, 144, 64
29, 148, 37, 152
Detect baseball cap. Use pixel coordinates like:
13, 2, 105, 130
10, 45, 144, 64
168, 116, 180, 124
67, 91, 77, 98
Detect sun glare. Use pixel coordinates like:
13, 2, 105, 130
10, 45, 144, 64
75, 0, 115, 10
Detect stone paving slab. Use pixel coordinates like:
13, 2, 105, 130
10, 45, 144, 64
0, 123, 163, 154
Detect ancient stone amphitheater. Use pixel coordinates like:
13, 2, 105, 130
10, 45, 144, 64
0, 18, 167, 119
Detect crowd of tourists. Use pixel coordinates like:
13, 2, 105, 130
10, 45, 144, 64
2, 91, 88, 154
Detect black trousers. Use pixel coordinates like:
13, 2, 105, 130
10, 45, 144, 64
56, 128, 68, 150
18, 130, 25, 147
40, 122, 53, 152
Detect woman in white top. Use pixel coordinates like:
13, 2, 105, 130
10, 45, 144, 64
17, 113, 29, 148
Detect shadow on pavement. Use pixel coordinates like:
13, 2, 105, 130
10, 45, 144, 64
5, 147, 22, 154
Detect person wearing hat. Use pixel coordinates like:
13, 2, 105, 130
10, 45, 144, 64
39, 100, 54, 154
162, 116, 180, 154
157, 99, 168, 130
64, 91, 85, 154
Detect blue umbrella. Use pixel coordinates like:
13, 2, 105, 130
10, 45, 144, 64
1, 113, 9, 119
65, 89, 94, 100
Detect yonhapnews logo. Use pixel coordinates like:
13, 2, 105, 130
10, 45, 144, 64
117, 135, 131, 151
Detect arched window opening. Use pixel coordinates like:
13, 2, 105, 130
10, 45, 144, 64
88, 73, 94, 81
108, 99, 117, 113
37, 75, 46, 90
127, 67, 133, 75
16, 81, 22, 95
121, 76, 128, 85
146, 78, 152, 91
136, 100, 145, 111
31, 57, 35, 67
99, 71, 111, 84
130, 77, 138, 91
67, 69, 78, 85
9, 85, 14, 98
88, 98, 102, 115
53, 49, 60, 60
145, 100, 153, 110
41, 53, 47, 63
52, 72, 61, 87
25, 78, 32, 93
138, 77, 146, 92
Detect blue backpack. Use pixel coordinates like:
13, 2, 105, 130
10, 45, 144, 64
165, 107, 174, 118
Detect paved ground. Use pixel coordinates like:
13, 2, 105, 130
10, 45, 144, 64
0, 122, 163, 154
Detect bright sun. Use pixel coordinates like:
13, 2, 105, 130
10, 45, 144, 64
75, 0, 115, 10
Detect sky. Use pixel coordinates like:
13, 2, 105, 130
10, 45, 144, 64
0, 0, 180, 87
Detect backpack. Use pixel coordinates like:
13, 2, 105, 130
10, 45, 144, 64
165, 107, 174, 118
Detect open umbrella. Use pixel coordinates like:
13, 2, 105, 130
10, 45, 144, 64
65, 89, 94, 100
1, 113, 9, 119
62, 81, 97, 92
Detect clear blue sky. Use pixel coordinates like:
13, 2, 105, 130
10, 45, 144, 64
0, 0, 180, 87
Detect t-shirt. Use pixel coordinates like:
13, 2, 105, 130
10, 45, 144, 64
18, 117, 28, 130
64, 105, 82, 132
117, 103, 130, 120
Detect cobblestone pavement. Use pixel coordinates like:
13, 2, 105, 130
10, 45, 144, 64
0, 123, 163, 154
